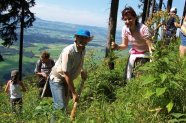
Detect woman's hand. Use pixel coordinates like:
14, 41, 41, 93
111, 42, 118, 50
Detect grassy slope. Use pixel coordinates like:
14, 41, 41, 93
0, 41, 186, 122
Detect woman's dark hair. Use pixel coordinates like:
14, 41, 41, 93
121, 6, 139, 25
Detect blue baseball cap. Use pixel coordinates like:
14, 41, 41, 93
75, 29, 91, 37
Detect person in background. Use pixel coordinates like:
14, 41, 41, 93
49, 29, 93, 116
179, 14, 186, 57
5, 70, 26, 114
164, 7, 181, 45
111, 6, 154, 82
34, 51, 55, 97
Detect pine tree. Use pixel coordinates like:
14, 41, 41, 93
0, 0, 35, 80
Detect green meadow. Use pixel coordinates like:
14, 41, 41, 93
0, 41, 106, 84
0, 40, 186, 122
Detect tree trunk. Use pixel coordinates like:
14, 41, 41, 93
142, 0, 148, 23
0, 54, 4, 61
155, 0, 163, 41
167, 0, 173, 12
105, 0, 119, 70
158, 0, 163, 10
19, 0, 24, 81
150, 0, 156, 16
146, 0, 151, 19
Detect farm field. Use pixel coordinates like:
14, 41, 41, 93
0, 41, 106, 84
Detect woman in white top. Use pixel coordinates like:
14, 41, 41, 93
5, 70, 26, 114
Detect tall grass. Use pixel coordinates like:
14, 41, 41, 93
0, 41, 186, 122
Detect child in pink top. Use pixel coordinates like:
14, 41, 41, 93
112, 6, 154, 81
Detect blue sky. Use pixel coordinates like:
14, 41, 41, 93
31, 0, 185, 30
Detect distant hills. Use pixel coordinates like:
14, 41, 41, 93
1, 17, 122, 49
24, 17, 122, 47
0, 17, 122, 83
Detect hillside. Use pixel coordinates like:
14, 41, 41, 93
0, 40, 185, 122
0, 18, 122, 84
24, 17, 122, 46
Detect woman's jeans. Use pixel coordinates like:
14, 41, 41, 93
49, 79, 67, 111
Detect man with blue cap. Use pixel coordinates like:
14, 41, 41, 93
49, 29, 93, 116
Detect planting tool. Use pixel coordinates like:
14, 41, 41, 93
70, 79, 85, 121
41, 76, 52, 98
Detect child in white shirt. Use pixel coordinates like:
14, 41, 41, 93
5, 70, 26, 114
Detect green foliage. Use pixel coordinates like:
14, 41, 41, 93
0, 0, 35, 47
0, 42, 186, 122
168, 113, 186, 123
33, 100, 53, 122
136, 40, 186, 116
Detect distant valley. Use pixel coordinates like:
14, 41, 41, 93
24, 17, 122, 46
0, 18, 122, 84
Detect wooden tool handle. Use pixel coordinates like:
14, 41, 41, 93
70, 102, 78, 120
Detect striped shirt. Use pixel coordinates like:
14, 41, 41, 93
34, 59, 55, 75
